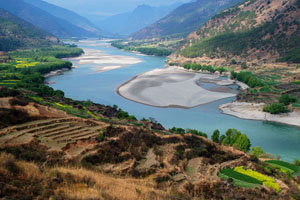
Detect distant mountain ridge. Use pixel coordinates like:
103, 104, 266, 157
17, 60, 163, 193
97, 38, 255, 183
0, 8, 57, 51
0, 0, 98, 38
24, 0, 104, 36
179, 0, 300, 63
98, 3, 181, 36
131, 0, 244, 39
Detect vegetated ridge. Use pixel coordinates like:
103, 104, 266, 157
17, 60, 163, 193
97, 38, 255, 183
131, 0, 244, 39
0, 8, 58, 51
179, 0, 300, 64
0, 0, 98, 38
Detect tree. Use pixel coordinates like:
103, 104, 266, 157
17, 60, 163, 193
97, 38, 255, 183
220, 129, 251, 152
211, 129, 220, 143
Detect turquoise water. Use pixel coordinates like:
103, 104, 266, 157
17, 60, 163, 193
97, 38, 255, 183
47, 40, 300, 162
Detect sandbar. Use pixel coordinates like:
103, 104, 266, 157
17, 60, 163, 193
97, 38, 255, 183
117, 67, 236, 108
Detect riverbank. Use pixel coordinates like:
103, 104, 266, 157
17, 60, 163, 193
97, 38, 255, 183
219, 102, 300, 127
117, 67, 236, 108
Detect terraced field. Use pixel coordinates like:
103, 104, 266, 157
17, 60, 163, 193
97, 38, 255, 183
0, 117, 108, 157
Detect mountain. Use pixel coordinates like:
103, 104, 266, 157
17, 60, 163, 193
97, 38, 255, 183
0, 0, 97, 38
23, 0, 103, 36
179, 0, 300, 63
97, 3, 181, 36
0, 8, 57, 51
131, 0, 244, 39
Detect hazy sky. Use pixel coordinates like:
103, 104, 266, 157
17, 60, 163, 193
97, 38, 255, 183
44, 0, 190, 16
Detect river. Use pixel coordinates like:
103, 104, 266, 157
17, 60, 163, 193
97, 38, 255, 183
47, 40, 300, 162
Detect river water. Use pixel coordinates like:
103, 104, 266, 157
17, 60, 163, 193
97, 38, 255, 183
47, 40, 300, 162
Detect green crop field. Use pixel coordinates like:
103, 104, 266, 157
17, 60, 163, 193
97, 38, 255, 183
265, 160, 300, 173
219, 168, 262, 185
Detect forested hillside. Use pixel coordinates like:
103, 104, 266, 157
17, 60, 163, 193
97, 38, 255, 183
131, 0, 243, 39
180, 0, 300, 63
0, 0, 97, 38
0, 8, 57, 51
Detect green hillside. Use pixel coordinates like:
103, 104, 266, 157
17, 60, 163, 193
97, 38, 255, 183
0, 8, 57, 51
180, 0, 300, 63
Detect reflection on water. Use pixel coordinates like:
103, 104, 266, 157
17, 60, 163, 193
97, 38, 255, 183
47, 40, 300, 162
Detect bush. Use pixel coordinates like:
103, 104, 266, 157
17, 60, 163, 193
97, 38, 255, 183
97, 128, 106, 142
241, 62, 248, 69
263, 103, 289, 114
294, 159, 300, 166
279, 94, 297, 105
250, 146, 264, 158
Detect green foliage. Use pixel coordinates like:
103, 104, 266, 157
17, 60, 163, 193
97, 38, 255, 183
169, 127, 207, 138
295, 159, 300, 167
0, 45, 83, 96
170, 127, 185, 135
250, 146, 264, 158
183, 63, 226, 73
263, 103, 289, 114
98, 128, 106, 142
136, 47, 172, 56
117, 109, 137, 120
111, 41, 172, 56
211, 129, 220, 143
241, 62, 248, 69
186, 129, 207, 138
279, 94, 297, 105
231, 71, 264, 88
220, 129, 251, 152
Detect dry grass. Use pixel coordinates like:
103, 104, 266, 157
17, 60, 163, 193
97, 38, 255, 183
51, 167, 169, 200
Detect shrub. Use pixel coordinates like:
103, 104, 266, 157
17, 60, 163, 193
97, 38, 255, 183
279, 94, 297, 105
250, 146, 264, 158
97, 128, 106, 142
294, 159, 300, 166
263, 103, 289, 114
241, 62, 248, 69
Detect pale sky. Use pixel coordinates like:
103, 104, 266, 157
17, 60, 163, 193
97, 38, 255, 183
44, 0, 190, 16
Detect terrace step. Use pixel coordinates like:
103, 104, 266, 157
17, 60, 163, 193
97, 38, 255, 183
56, 129, 101, 143
51, 127, 93, 140
0, 122, 72, 144
37, 124, 81, 137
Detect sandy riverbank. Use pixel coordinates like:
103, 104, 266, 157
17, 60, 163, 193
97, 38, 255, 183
117, 67, 236, 108
219, 102, 300, 127
71, 48, 142, 73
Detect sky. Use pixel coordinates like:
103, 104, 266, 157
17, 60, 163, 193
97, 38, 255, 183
44, 0, 190, 17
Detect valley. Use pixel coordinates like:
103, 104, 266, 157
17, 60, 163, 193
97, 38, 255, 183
0, 0, 300, 199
